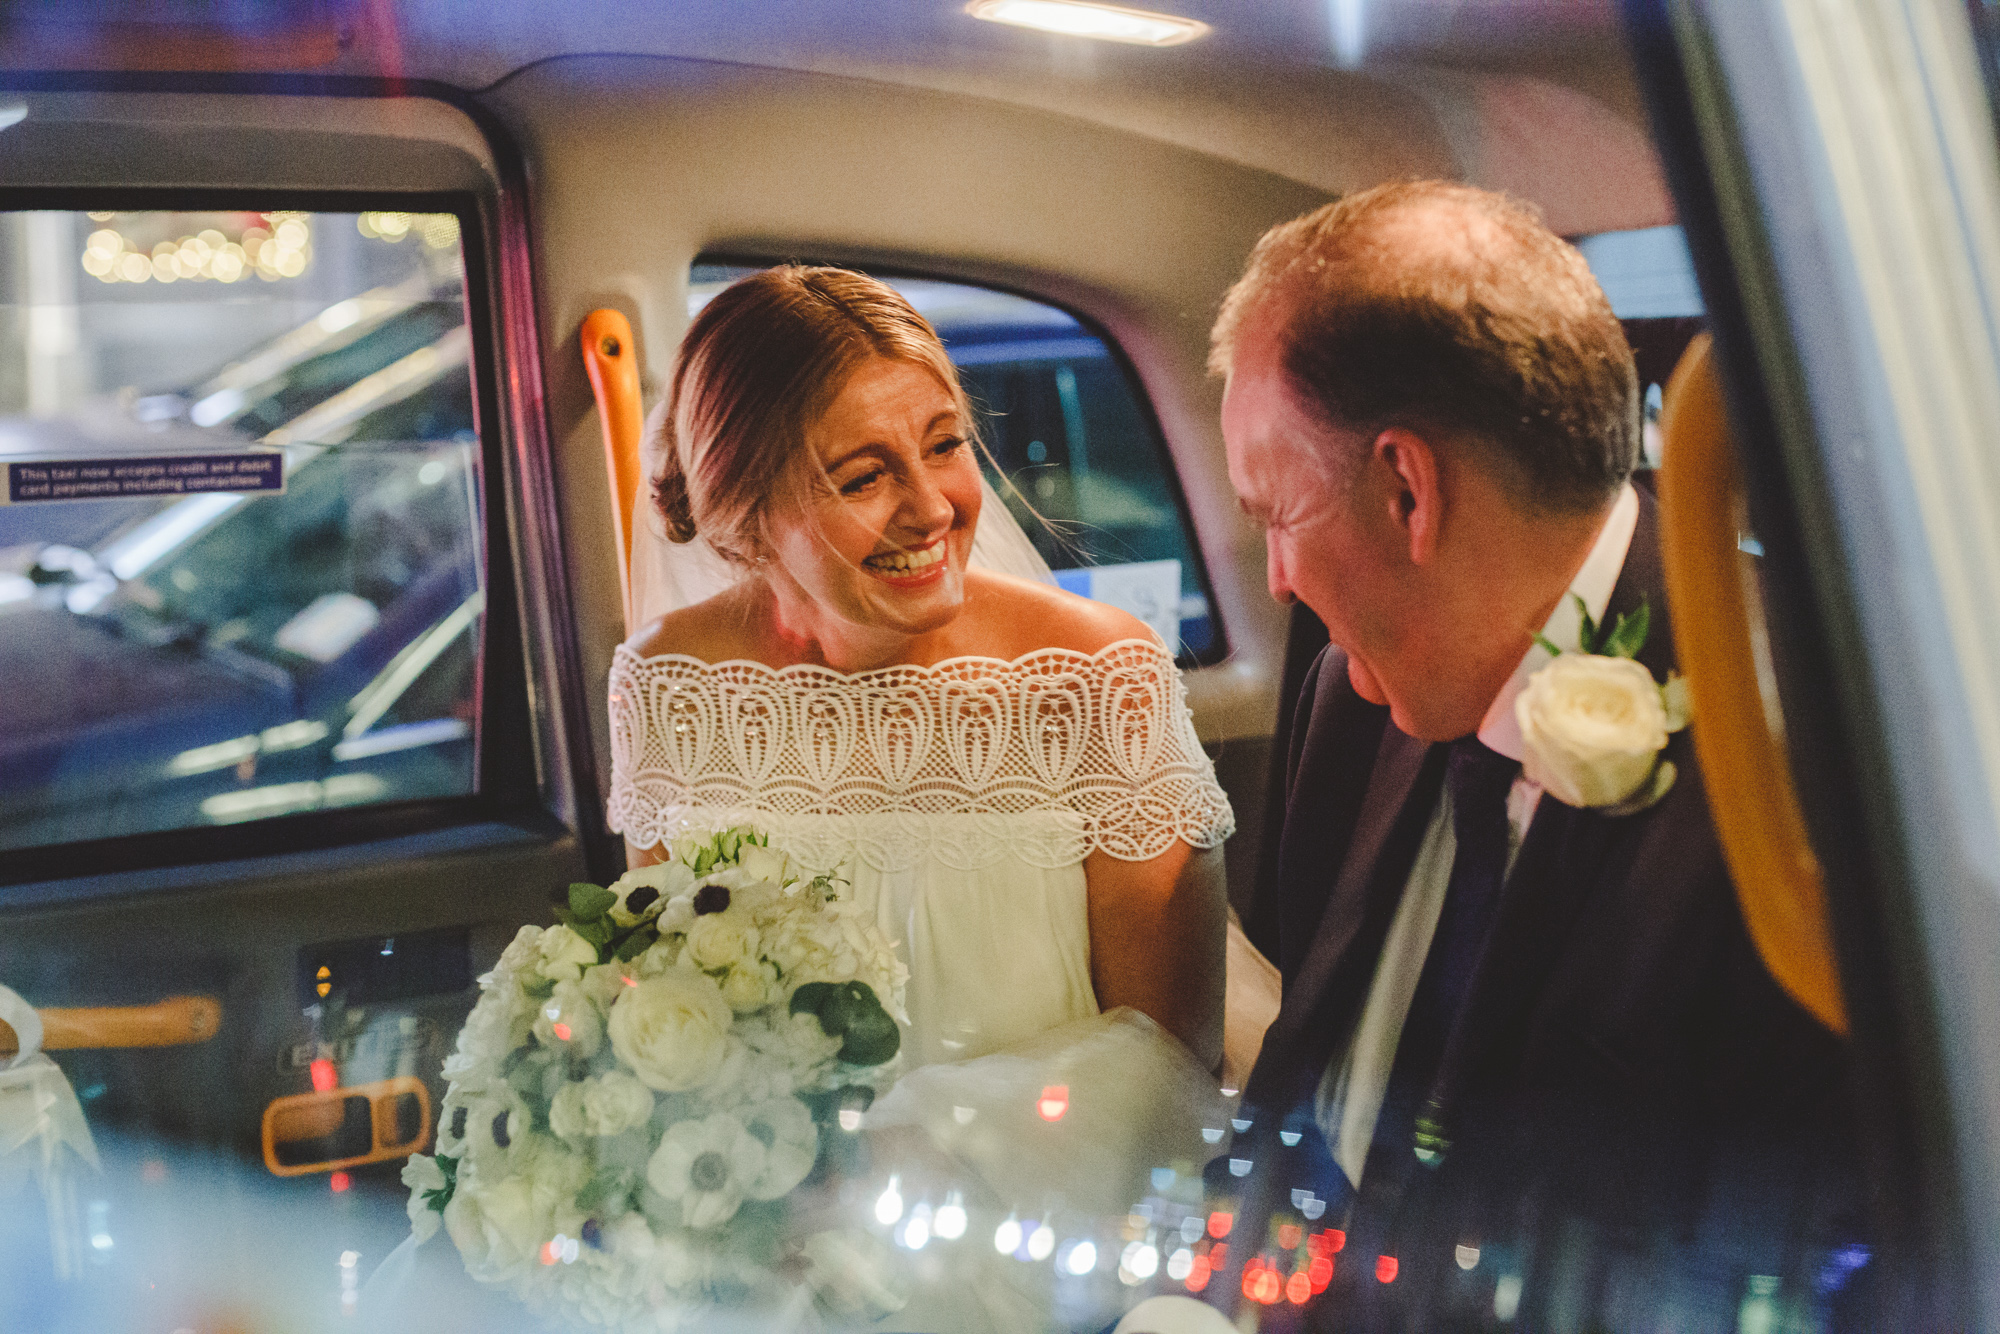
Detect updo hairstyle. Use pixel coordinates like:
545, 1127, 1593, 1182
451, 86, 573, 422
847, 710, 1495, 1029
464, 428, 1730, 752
653, 265, 978, 568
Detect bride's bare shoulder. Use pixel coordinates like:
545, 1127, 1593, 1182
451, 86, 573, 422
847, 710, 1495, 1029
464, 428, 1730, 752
960, 569, 1160, 659
622, 583, 769, 663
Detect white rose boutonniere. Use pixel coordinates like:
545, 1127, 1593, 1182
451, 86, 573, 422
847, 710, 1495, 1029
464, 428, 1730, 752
1518, 597, 1692, 815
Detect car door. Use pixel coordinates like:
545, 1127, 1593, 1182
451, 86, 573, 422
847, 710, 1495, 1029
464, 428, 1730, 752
0, 93, 597, 1332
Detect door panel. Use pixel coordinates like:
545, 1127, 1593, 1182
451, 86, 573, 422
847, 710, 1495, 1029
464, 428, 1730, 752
0, 92, 590, 1333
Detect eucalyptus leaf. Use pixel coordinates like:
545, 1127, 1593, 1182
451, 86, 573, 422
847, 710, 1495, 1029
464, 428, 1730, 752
613, 926, 657, 961
790, 980, 901, 1065
568, 882, 617, 921
572, 915, 614, 948
576, 1168, 636, 1215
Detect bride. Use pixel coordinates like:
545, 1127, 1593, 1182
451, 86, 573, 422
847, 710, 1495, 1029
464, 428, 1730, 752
363, 267, 1233, 1333
607, 265, 1233, 1078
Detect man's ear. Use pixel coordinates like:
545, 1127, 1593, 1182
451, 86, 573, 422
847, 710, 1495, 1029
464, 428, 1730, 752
1373, 426, 1441, 565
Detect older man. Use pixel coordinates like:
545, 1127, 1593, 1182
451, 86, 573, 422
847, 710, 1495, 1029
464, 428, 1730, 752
1211, 182, 1860, 1330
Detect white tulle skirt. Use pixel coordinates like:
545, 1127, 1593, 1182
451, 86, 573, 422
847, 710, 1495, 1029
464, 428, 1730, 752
362, 1007, 1226, 1333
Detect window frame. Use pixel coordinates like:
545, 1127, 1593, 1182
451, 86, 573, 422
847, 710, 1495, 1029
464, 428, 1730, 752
693, 251, 1230, 668
0, 186, 548, 891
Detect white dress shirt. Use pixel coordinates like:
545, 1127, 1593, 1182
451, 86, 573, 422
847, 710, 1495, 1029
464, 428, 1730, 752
1314, 483, 1641, 1188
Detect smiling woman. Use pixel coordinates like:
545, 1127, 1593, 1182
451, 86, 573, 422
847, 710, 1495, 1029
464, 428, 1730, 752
595, 266, 1234, 1327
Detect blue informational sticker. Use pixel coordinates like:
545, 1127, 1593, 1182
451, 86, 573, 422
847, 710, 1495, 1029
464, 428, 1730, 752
2, 451, 285, 504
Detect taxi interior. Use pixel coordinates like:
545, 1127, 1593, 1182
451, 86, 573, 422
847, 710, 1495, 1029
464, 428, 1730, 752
1, 1, 1997, 1331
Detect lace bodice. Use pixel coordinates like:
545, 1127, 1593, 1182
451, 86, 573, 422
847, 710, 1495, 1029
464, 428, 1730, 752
607, 638, 1234, 872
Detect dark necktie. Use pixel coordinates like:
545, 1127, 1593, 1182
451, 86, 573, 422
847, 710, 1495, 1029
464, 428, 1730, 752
1372, 736, 1519, 1169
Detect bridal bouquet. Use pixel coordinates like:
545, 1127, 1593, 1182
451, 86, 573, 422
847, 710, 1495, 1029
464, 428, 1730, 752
401, 826, 911, 1330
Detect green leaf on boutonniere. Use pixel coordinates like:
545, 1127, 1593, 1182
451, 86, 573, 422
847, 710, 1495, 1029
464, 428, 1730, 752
1574, 594, 1600, 655
1600, 759, 1677, 816
1661, 672, 1693, 732
1602, 601, 1650, 660
1532, 631, 1563, 658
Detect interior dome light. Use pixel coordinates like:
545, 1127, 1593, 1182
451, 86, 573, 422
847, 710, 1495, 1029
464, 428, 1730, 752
965, 0, 1210, 46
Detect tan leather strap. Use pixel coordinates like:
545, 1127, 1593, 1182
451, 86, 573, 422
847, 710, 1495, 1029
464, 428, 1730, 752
1658, 332, 1848, 1034
0, 995, 222, 1055
580, 308, 646, 634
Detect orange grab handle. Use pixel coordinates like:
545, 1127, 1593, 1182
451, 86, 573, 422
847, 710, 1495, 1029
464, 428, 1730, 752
261, 1076, 432, 1177
0, 995, 223, 1056
580, 308, 646, 635
1658, 333, 1848, 1035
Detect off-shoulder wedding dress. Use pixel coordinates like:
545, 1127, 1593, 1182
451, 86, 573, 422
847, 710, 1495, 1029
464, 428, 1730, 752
606, 638, 1233, 1066
605, 635, 1235, 1331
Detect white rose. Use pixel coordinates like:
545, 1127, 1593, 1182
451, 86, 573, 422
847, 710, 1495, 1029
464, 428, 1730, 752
684, 909, 760, 973
719, 961, 779, 1014
1516, 653, 1671, 809
634, 935, 686, 978
552, 1069, 656, 1140
606, 971, 736, 1092
579, 961, 633, 1010
602, 1210, 656, 1264
548, 1079, 591, 1142
496, 924, 546, 978
445, 991, 529, 1086
523, 1141, 591, 1217
737, 842, 791, 886
533, 980, 605, 1058
671, 831, 711, 867
445, 1174, 543, 1277
535, 924, 600, 984
401, 1154, 447, 1244
742, 1009, 844, 1074
583, 1069, 656, 1136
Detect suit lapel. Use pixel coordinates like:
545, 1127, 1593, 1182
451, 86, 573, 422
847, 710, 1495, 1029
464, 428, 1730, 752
1256, 725, 1447, 1103
1429, 485, 1673, 1122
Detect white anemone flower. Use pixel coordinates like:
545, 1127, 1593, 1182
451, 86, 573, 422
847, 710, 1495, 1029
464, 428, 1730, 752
741, 1097, 820, 1200
646, 1113, 767, 1229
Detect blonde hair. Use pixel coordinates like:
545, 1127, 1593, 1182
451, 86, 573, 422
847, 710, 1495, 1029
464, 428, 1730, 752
654, 265, 977, 567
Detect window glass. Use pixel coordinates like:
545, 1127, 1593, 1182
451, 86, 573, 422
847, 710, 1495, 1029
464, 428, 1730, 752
691, 263, 1223, 663
0, 209, 483, 852
1575, 224, 1708, 470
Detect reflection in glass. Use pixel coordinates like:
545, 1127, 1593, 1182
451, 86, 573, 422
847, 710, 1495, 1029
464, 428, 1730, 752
0, 210, 483, 852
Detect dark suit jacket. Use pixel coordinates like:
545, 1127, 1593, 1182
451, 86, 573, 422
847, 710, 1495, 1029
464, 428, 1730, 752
1237, 488, 1861, 1328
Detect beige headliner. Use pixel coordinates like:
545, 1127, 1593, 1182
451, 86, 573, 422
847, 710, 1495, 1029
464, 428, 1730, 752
0, 6, 1678, 769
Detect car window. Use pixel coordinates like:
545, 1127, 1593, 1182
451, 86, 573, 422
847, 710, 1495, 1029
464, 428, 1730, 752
691, 263, 1224, 663
0, 209, 485, 853
1574, 224, 1708, 468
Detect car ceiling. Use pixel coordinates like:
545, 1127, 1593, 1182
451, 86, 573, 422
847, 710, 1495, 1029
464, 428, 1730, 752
1, 0, 1671, 234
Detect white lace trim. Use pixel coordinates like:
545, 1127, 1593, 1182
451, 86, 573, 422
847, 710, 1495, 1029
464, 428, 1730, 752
607, 639, 1235, 871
